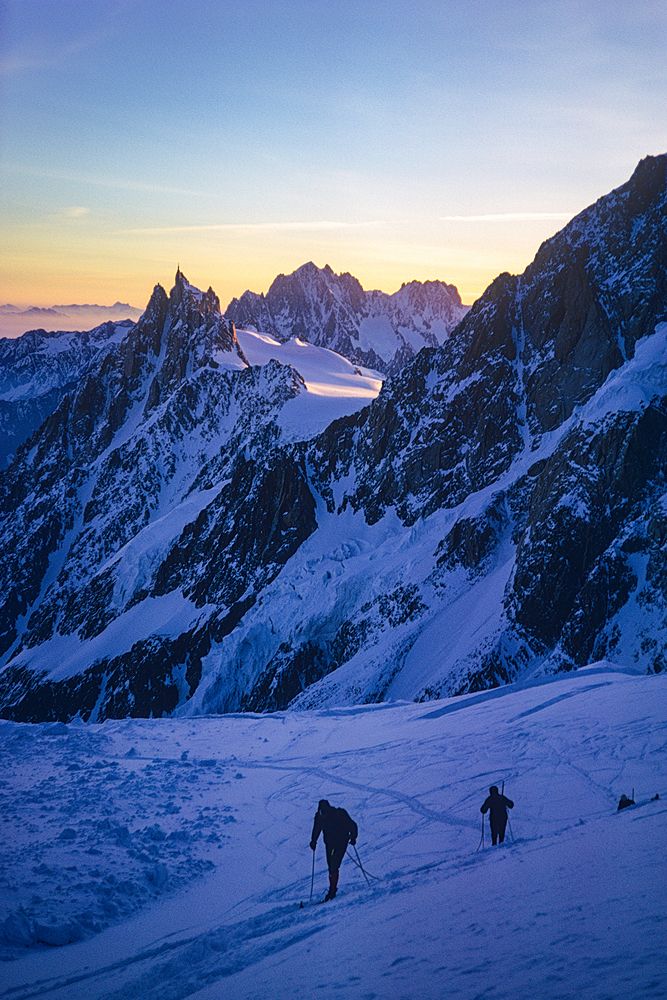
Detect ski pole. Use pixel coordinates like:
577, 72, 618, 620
353, 850, 371, 887
502, 780, 514, 843
354, 845, 378, 883
476, 813, 485, 852
309, 849, 315, 903
347, 845, 379, 883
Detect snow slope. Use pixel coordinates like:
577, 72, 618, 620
235, 329, 382, 442
1, 665, 665, 999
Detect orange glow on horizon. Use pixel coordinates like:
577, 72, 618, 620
0, 215, 573, 313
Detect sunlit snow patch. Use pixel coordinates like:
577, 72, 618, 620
236, 329, 383, 442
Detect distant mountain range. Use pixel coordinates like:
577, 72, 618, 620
0, 302, 143, 339
0, 154, 664, 722
0, 302, 139, 315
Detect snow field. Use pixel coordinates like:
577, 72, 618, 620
1, 666, 666, 999
235, 328, 382, 442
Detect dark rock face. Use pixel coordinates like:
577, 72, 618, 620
0, 271, 294, 720
0, 157, 666, 721
242, 583, 426, 713
226, 262, 468, 374
0, 322, 130, 466
508, 406, 666, 647
519, 158, 666, 433
0, 385, 72, 470
154, 449, 317, 608
435, 495, 509, 576
241, 640, 331, 713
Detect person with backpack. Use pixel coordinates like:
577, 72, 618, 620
310, 799, 358, 901
480, 785, 514, 845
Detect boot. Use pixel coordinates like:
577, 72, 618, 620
324, 869, 339, 901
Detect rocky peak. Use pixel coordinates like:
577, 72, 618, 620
267, 261, 364, 308
134, 271, 248, 412
3, 272, 248, 480
120, 284, 169, 381
170, 269, 220, 316
515, 153, 666, 435
621, 153, 666, 215
226, 262, 467, 373
394, 278, 464, 308
144, 282, 169, 322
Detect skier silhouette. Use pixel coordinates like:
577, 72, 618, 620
480, 785, 514, 845
310, 799, 358, 901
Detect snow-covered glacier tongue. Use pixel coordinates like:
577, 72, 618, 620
0, 155, 666, 724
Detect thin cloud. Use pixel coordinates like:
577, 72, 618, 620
1, 163, 207, 199
62, 206, 91, 219
439, 212, 575, 223
116, 220, 388, 236
0, 28, 110, 77
0, 1, 132, 76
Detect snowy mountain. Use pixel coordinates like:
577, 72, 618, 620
0, 322, 133, 467
2, 666, 666, 998
225, 263, 468, 373
0, 156, 665, 722
0, 270, 382, 721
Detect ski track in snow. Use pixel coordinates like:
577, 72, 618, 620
1, 667, 666, 1000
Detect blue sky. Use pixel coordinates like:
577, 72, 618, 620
1, 0, 665, 307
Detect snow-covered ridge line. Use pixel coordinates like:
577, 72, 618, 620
235, 329, 382, 442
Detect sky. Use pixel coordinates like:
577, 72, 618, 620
1, 0, 665, 311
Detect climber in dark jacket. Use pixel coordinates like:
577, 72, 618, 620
310, 799, 358, 901
480, 786, 514, 845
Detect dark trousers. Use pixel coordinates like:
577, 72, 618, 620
490, 816, 507, 845
325, 840, 347, 897
326, 840, 347, 874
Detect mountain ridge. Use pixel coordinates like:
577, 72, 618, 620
226, 262, 468, 374
0, 155, 664, 721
